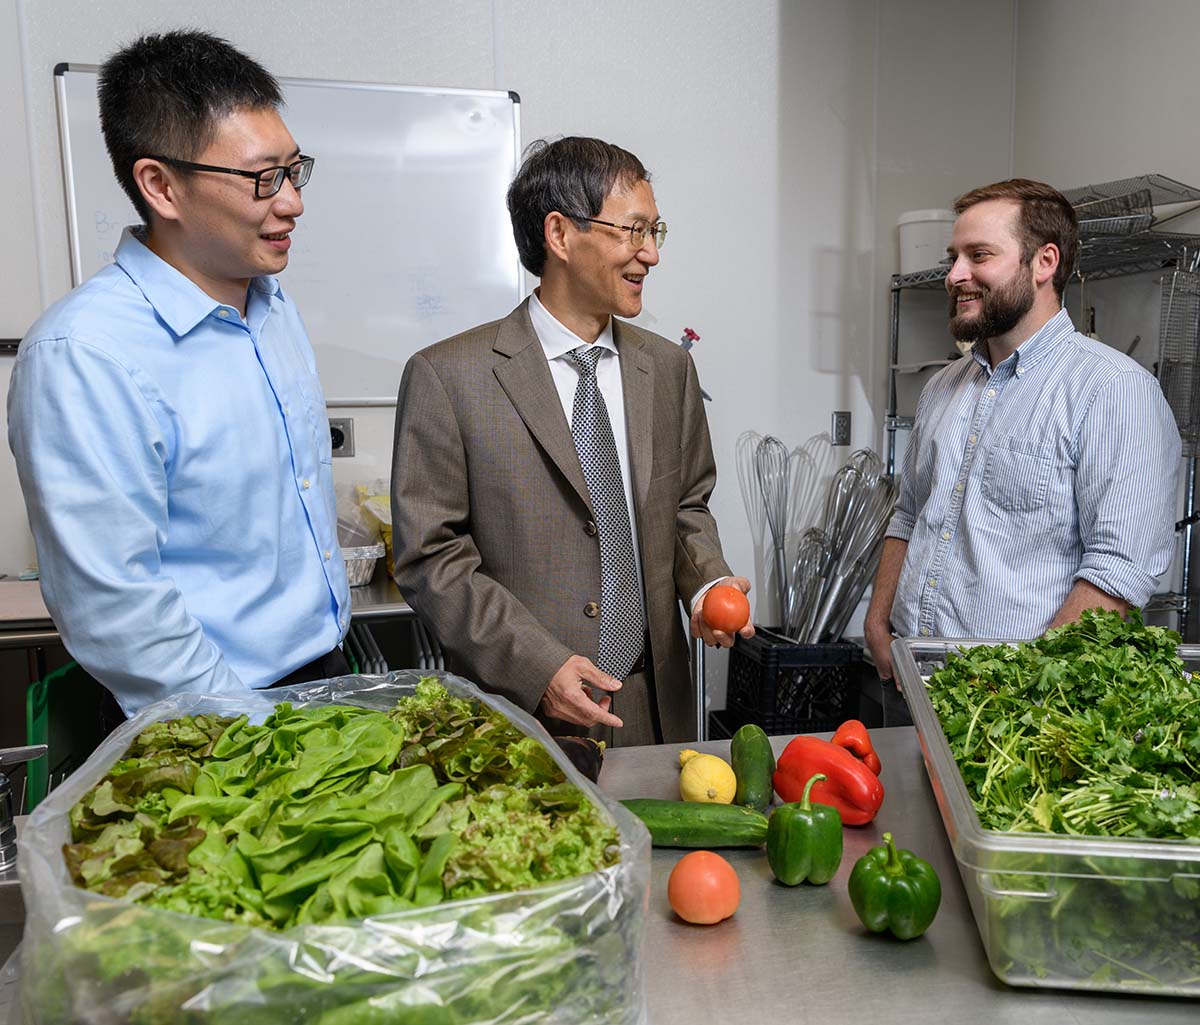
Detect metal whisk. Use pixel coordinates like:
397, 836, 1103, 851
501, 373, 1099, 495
754, 435, 791, 625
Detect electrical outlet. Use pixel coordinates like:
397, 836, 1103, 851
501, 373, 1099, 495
329, 417, 355, 457
832, 411, 851, 446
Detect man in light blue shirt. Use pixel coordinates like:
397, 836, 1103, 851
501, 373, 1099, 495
7, 31, 350, 717
866, 178, 1180, 679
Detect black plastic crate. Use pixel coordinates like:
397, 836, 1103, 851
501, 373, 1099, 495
725, 627, 863, 735
707, 708, 738, 740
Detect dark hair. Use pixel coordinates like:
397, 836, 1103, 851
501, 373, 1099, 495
98, 30, 283, 223
954, 178, 1079, 298
506, 137, 650, 277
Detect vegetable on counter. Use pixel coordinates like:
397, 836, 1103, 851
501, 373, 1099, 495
552, 735, 606, 782
730, 723, 775, 812
928, 608, 1200, 839
620, 799, 769, 847
832, 719, 882, 775
773, 736, 884, 825
667, 850, 741, 924
701, 584, 750, 634
848, 832, 940, 940
62, 679, 620, 929
766, 773, 842, 886
679, 751, 737, 803
925, 608, 1200, 989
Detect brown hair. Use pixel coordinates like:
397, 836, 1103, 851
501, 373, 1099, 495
954, 178, 1078, 298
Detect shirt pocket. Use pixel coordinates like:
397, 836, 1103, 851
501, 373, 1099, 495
982, 437, 1052, 512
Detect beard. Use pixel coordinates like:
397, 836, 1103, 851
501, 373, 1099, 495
948, 266, 1035, 343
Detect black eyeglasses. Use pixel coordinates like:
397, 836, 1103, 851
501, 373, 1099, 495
578, 217, 668, 250
144, 154, 315, 198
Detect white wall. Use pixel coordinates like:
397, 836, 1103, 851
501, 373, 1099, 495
1, 0, 43, 575
0, 0, 1024, 706
874, 0, 1017, 432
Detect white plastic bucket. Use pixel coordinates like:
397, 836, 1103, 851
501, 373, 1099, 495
897, 209, 956, 275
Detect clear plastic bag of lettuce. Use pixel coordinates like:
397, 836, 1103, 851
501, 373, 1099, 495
15, 671, 650, 1024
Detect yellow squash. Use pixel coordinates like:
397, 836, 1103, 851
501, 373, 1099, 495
679, 753, 737, 804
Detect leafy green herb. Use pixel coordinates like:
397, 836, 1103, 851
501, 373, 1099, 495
927, 610, 1200, 990
63, 678, 619, 928
929, 609, 1199, 838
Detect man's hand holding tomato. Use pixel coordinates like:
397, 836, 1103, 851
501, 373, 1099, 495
691, 576, 755, 648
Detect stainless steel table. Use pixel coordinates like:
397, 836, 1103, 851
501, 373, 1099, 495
346, 572, 412, 619
598, 727, 1197, 1024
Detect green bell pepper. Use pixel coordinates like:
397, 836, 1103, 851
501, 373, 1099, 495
848, 831, 940, 939
766, 773, 842, 886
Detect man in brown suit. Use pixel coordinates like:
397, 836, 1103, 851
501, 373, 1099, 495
391, 137, 752, 745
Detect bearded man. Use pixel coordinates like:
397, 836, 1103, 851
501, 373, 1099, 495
865, 178, 1180, 679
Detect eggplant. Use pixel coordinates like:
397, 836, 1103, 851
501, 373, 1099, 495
551, 735, 605, 782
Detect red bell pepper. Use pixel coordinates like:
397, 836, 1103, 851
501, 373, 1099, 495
773, 735, 884, 826
832, 719, 882, 775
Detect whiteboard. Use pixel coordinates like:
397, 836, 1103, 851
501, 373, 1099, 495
54, 65, 523, 402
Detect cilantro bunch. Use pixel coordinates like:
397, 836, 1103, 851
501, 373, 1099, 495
928, 609, 1200, 838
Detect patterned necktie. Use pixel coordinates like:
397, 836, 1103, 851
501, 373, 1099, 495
567, 345, 645, 678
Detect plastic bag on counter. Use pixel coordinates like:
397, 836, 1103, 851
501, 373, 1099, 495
354, 479, 394, 577
15, 671, 650, 1025
334, 481, 381, 548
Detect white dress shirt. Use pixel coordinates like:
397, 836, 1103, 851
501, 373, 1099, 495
528, 290, 721, 620
529, 290, 647, 608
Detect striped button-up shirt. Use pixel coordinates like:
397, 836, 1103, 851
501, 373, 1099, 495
886, 307, 1180, 641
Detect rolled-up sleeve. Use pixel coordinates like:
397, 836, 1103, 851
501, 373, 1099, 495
1073, 372, 1181, 606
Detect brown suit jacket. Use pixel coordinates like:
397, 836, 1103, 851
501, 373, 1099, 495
390, 299, 731, 742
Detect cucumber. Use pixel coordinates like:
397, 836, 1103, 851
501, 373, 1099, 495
620, 798, 769, 847
731, 723, 775, 812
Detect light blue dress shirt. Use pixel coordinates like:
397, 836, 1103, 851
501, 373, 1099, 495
7, 228, 350, 713
887, 307, 1181, 641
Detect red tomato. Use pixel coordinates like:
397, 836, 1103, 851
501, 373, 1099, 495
702, 585, 750, 634
667, 850, 741, 924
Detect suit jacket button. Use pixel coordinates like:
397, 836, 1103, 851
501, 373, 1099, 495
584, 520, 598, 536
584, 601, 600, 618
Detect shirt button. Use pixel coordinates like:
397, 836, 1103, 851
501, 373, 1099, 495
284, 405, 290, 415
584, 601, 600, 618
942, 530, 951, 540
920, 627, 931, 636
324, 550, 332, 560
968, 434, 977, 444
988, 388, 996, 397
303, 479, 311, 490
1016, 367, 1025, 377
929, 578, 938, 588
955, 482, 964, 493
584, 520, 598, 537
217, 308, 230, 318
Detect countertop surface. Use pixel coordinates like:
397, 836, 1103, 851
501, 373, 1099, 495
0, 576, 411, 633
0, 583, 50, 629
4, 727, 1195, 1022
598, 727, 1197, 1024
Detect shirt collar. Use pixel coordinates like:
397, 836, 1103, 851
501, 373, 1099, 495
969, 306, 1075, 374
113, 227, 283, 338
528, 289, 616, 361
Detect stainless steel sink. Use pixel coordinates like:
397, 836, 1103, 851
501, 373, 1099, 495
0, 819, 27, 967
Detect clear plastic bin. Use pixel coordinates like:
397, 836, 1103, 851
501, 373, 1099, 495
893, 637, 1200, 997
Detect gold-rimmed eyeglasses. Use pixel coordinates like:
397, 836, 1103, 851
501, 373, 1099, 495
578, 217, 668, 250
